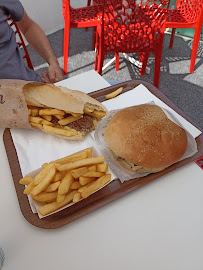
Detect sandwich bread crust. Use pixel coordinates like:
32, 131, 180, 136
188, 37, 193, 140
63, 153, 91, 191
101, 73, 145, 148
23, 82, 107, 114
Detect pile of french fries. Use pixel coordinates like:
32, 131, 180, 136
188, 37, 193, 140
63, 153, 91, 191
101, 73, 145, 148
28, 106, 106, 137
19, 148, 111, 216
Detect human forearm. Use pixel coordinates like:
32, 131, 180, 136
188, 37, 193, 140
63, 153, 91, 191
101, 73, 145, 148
17, 11, 63, 83
17, 13, 58, 66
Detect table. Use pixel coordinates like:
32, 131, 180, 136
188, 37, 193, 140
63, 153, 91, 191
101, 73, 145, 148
1, 71, 203, 270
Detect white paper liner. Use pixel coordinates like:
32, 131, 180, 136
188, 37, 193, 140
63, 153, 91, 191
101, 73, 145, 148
24, 146, 116, 218
94, 102, 198, 183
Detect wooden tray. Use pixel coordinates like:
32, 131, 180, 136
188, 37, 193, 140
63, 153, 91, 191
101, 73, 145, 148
3, 80, 203, 229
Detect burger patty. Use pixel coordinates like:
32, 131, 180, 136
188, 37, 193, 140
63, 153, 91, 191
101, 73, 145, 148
51, 114, 95, 135
67, 114, 95, 135
117, 156, 138, 170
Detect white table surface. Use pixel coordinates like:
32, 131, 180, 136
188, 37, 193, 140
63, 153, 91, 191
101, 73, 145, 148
1, 70, 203, 270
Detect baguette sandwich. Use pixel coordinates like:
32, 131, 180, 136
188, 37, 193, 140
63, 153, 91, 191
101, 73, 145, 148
0, 79, 107, 140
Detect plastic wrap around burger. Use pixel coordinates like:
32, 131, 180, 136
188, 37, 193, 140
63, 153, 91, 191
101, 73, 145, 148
104, 104, 188, 173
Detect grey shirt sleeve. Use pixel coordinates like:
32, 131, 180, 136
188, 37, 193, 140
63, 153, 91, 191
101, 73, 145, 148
1, 0, 24, 21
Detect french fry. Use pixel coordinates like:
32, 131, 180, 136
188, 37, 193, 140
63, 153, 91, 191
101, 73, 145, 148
42, 163, 49, 168
58, 171, 73, 195
29, 116, 43, 124
31, 165, 56, 196
57, 193, 66, 203
31, 108, 39, 117
41, 119, 54, 126
52, 171, 62, 182
96, 163, 108, 173
91, 110, 106, 118
54, 114, 63, 120
70, 112, 83, 117
41, 115, 52, 121
51, 150, 88, 165
84, 109, 106, 118
73, 192, 82, 203
39, 108, 65, 116
28, 109, 32, 116
81, 174, 111, 199
83, 171, 105, 178
30, 122, 43, 129
88, 165, 97, 171
56, 156, 105, 171
79, 176, 96, 186
58, 116, 82, 126
44, 181, 60, 192
84, 106, 94, 113
43, 125, 78, 137
78, 181, 95, 193
19, 176, 33, 185
23, 181, 35, 195
105, 87, 123, 99
32, 191, 57, 203
71, 167, 88, 178
84, 148, 92, 158
70, 181, 82, 190
38, 190, 76, 216
34, 163, 54, 185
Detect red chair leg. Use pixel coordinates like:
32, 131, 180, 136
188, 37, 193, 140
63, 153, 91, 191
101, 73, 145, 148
63, 24, 70, 75
94, 31, 99, 70
92, 26, 97, 50
85, 0, 92, 31
115, 52, 119, 71
139, 52, 149, 76
189, 25, 202, 73
169, 28, 176, 49
97, 40, 104, 75
154, 54, 161, 88
154, 37, 164, 88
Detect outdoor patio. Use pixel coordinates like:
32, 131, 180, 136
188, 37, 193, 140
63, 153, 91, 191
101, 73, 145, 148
27, 27, 203, 130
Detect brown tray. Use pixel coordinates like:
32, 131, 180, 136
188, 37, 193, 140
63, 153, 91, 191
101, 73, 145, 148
3, 80, 203, 229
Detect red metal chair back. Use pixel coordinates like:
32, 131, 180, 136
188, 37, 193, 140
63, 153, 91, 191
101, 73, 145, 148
62, 0, 102, 75
165, 0, 203, 72
101, 0, 169, 53
87, 0, 103, 6
7, 18, 34, 70
96, 0, 170, 88
166, 0, 203, 26
175, 0, 203, 23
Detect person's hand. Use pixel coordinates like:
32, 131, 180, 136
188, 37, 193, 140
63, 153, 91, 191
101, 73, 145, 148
41, 63, 63, 83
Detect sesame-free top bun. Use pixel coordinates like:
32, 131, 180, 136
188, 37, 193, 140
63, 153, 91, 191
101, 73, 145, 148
104, 104, 188, 173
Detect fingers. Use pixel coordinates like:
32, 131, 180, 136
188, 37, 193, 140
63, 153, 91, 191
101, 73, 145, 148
41, 65, 63, 83
47, 68, 56, 83
41, 71, 50, 83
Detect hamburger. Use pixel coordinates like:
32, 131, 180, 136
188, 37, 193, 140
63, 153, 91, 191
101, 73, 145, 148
104, 104, 188, 173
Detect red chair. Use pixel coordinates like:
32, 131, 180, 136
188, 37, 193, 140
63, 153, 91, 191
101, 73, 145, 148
87, 0, 103, 6
7, 18, 34, 70
62, 0, 102, 75
95, 0, 170, 88
165, 0, 203, 73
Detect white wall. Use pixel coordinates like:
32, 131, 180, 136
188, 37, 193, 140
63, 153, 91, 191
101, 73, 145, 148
19, 0, 87, 35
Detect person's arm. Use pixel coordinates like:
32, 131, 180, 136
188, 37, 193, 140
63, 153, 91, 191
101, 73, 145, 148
17, 11, 63, 83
